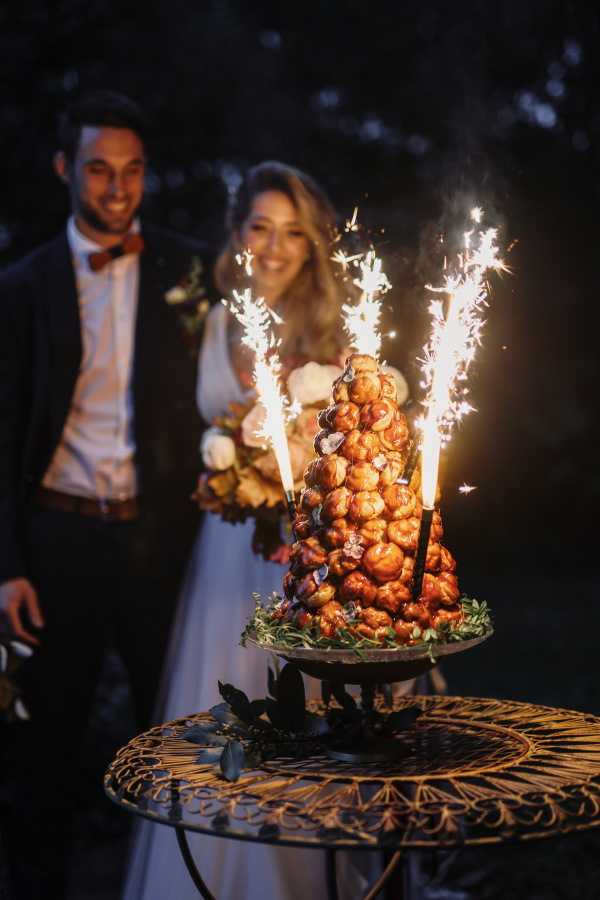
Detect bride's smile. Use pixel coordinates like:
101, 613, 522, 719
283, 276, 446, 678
239, 189, 309, 303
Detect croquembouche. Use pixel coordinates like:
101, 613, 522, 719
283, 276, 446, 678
276, 353, 463, 646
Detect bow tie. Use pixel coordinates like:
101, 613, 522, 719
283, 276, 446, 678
88, 233, 145, 272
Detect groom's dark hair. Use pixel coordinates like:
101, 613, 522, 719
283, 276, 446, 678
58, 90, 148, 162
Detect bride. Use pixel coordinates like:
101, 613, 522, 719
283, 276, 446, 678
123, 161, 363, 900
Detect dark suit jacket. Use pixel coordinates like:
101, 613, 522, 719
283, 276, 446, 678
0, 224, 210, 583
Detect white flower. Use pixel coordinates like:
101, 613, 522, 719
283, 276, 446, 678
201, 428, 236, 470
287, 362, 343, 405
381, 364, 410, 406
9, 640, 33, 659
165, 285, 188, 305
14, 699, 30, 721
240, 403, 268, 448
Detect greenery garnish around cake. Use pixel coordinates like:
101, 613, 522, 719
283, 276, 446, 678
242, 594, 492, 659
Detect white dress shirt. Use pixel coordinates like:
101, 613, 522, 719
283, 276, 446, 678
42, 216, 140, 500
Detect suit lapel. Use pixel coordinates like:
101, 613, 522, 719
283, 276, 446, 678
41, 233, 82, 441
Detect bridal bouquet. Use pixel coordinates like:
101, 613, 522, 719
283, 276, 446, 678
194, 362, 343, 556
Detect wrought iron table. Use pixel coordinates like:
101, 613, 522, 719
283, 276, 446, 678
105, 694, 600, 899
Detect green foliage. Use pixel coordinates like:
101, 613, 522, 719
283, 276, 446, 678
242, 596, 493, 656
177, 662, 426, 782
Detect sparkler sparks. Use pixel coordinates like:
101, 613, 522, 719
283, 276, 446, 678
341, 248, 392, 359
459, 483, 478, 495
419, 208, 506, 509
330, 249, 362, 271
235, 248, 254, 277
345, 206, 359, 232
221, 289, 296, 495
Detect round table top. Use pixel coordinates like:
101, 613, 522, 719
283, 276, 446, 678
105, 694, 600, 851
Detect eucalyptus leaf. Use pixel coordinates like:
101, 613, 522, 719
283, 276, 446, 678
218, 681, 254, 723
180, 725, 228, 746
265, 697, 288, 730
220, 740, 245, 782
204, 732, 230, 748
250, 699, 267, 718
195, 749, 223, 765
209, 702, 243, 727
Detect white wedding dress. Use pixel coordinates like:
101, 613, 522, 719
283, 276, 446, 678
123, 304, 378, 900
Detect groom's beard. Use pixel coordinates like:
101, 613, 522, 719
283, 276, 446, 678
77, 198, 138, 237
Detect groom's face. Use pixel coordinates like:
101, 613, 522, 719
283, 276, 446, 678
62, 126, 146, 238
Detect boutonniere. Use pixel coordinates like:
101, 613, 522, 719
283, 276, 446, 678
165, 256, 210, 354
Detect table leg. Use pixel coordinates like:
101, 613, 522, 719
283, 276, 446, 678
363, 850, 403, 900
175, 828, 216, 899
326, 848, 339, 900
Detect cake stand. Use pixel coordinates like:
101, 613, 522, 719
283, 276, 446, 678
246, 631, 492, 762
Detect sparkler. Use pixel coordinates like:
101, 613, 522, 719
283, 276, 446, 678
341, 248, 391, 359
412, 209, 506, 600
333, 207, 392, 360
398, 439, 420, 487
222, 286, 298, 521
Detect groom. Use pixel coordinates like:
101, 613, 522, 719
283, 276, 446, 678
0, 91, 208, 898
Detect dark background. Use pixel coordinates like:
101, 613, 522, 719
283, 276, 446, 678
1, 2, 599, 897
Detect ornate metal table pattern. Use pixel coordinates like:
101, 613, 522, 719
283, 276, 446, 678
105, 695, 600, 898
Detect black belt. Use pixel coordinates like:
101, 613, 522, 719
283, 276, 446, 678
35, 486, 140, 522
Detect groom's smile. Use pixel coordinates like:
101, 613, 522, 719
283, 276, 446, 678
55, 124, 146, 247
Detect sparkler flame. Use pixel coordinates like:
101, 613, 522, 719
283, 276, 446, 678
341, 248, 391, 359
235, 248, 254, 277
221, 288, 296, 494
345, 206, 359, 232
419, 209, 506, 509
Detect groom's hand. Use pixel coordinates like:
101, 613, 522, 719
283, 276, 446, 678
0, 578, 44, 646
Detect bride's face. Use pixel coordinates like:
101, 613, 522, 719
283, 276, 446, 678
239, 190, 310, 302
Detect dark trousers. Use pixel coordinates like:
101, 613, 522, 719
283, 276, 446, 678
3, 503, 192, 899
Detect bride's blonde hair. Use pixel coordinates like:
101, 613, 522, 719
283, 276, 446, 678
214, 161, 344, 362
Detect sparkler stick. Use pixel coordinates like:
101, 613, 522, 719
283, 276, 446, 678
412, 507, 434, 604
399, 439, 420, 486
222, 287, 298, 523
412, 209, 506, 601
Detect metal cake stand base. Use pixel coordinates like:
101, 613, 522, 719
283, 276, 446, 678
250, 632, 490, 763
